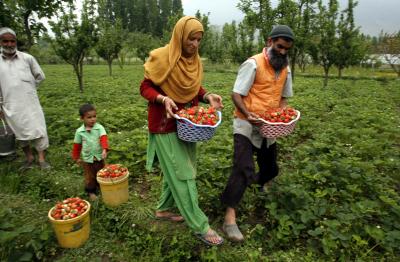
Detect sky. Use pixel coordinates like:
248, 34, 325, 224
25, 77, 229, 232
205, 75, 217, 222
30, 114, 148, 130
182, 0, 400, 36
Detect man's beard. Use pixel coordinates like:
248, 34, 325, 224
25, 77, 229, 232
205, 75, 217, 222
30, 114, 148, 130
1, 46, 17, 55
268, 47, 288, 71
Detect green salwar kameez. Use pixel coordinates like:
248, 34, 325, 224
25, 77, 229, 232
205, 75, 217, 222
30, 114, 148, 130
146, 132, 209, 234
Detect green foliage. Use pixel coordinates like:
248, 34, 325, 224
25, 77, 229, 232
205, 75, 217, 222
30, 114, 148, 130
127, 32, 161, 63
235, 19, 257, 63
376, 31, 400, 77
100, 0, 183, 37
334, 0, 367, 77
29, 39, 65, 65
0, 194, 56, 261
206, 28, 225, 64
48, 0, 98, 91
195, 11, 211, 57
221, 21, 239, 62
275, 0, 318, 78
311, 0, 339, 87
95, 19, 124, 76
0, 65, 399, 261
237, 0, 275, 42
0, 0, 72, 50
236, 0, 369, 83
220, 19, 257, 64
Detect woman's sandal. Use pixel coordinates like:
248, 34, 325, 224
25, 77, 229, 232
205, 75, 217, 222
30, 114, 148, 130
195, 229, 224, 246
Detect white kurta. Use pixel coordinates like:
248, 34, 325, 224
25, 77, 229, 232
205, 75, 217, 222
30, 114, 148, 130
0, 51, 47, 141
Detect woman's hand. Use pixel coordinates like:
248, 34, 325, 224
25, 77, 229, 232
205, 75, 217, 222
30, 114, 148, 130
157, 95, 178, 118
206, 94, 224, 110
164, 97, 178, 118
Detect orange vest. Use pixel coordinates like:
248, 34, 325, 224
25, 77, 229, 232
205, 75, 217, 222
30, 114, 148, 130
235, 49, 288, 119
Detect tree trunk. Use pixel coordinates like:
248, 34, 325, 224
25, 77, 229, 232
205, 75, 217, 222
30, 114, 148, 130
291, 54, 297, 82
73, 62, 84, 92
79, 61, 84, 92
301, 63, 306, 73
108, 59, 112, 76
23, 10, 33, 51
118, 54, 125, 69
323, 66, 329, 88
388, 63, 400, 78
338, 68, 342, 78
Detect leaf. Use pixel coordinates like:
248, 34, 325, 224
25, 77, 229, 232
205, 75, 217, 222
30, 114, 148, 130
39, 230, 49, 241
0, 230, 20, 243
18, 252, 33, 262
0, 222, 15, 230
299, 210, 316, 224
307, 227, 324, 237
18, 225, 36, 234
364, 225, 385, 241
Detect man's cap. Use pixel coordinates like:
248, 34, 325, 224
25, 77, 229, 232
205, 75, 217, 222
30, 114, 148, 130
0, 27, 16, 38
269, 25, 294, 41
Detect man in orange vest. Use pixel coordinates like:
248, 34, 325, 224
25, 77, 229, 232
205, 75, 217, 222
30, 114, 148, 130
220, 25, 295, 242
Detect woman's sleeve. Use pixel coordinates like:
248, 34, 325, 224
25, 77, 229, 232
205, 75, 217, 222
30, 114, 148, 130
198, 86, 208, 103
140, 78, 160, 103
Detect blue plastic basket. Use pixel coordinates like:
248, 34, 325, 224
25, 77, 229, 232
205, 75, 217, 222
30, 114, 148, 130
175, 111, 222, 142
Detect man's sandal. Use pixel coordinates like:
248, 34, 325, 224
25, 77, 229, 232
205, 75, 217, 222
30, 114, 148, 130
19, 160, 34, 171
222, 223, 244, 242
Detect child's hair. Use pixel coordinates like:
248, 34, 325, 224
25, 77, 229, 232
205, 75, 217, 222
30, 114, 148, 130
79, 103, 96, 117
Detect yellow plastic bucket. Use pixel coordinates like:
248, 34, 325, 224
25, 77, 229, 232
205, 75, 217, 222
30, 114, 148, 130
48, 200, 91, 248
97, 173, 129, 207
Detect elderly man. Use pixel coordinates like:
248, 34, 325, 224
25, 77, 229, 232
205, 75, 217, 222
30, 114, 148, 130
220, 25, 295, 242
0, 27, 50, 170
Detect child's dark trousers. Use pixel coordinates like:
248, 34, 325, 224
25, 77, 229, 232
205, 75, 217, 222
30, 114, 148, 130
82, 160, 105, 194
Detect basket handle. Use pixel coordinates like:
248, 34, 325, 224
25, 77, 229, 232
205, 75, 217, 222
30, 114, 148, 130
257, 117, 269, 124
1, 118, 8, 135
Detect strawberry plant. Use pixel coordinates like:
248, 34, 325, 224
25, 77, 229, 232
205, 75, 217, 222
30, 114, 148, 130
0, 65, 399, 261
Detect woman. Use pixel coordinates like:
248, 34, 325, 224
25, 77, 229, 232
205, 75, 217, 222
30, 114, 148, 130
140, 16, 224, 246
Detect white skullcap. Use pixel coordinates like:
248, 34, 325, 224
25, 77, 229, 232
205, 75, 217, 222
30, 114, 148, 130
0, 27, 16, 38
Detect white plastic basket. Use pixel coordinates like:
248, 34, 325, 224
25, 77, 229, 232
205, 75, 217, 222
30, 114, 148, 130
258, 110, 301, 138
175, 111, 222, 142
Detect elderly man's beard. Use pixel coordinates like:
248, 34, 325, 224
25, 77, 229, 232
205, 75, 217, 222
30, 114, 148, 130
1, 46, 17, 55
268, 47, 288, 71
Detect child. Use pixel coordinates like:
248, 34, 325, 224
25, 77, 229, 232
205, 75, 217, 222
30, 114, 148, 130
72, 104, 108, 200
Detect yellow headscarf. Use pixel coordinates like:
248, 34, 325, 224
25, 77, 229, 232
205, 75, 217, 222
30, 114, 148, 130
144, 16, 204, 103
